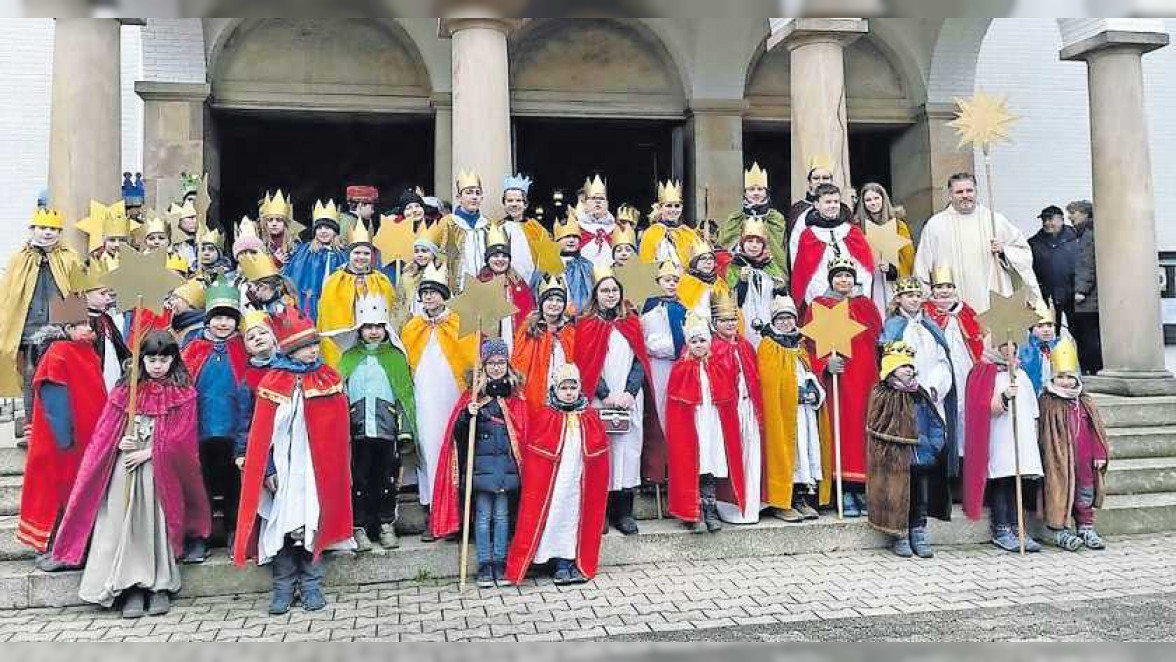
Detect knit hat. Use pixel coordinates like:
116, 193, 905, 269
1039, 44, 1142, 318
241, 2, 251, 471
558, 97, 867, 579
481, 337, 509, 362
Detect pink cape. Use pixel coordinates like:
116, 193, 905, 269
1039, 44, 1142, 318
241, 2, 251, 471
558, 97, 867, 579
52, 382, 211, 566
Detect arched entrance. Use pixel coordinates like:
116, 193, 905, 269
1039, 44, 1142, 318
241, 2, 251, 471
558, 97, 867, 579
209, 18, 434, 226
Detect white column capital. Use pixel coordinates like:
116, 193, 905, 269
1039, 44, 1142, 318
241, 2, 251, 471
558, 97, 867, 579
1060, 19, 1169, 61
438, 17, 526, 39
766, 17, 868, 52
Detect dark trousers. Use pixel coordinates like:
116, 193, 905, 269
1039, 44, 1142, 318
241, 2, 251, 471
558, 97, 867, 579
988, 476, 1038, 530
199, 437, 240, 536
272, 542, 324, 599
351, 437, 401, 534
908, 467, 932, 529
19, 343, 35, 424
1070, 311, 1104, 375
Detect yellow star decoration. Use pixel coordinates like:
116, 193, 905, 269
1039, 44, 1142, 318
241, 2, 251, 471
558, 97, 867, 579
449, 274, 519, 340
978, 287, 1039, 344
76, 200, 112, 253
801, 298, 868, 360
194, 173, 212, 230
101, 248, 184, 315
532, 231, 565, 276
948, 91, 1018, 153
614, 259, 662, 308
373, 215, 416, 264
864, 219, 912, 267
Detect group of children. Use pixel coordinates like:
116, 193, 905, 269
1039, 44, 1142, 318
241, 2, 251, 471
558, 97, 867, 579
1, 166, 1110, 621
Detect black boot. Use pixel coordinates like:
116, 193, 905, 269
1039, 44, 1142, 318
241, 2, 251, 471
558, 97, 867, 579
615, 489, 639, 535
701, 476, 722, 533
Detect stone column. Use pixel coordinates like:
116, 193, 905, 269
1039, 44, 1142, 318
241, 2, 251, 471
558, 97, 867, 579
890, 102, 974, 234
47, 19, 124, 249
433, 93, 454, 199
1061, 28, 1176, 396
439, 17, 523, 219
136, 82, 211, 210
688, 100, 745, 223
770, 18, 867, 203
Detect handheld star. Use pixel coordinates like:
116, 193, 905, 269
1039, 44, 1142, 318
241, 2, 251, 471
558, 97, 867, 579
978, 287, 1039, 345
76, 200, 111, 253
449, 275, 519, 339
373, 215, 416, 264
801, 298, 868, 359
614, 259, 663, 308
864, 219, 912, 267
101, 248, 185, 315
533, 231, 565, 276
949, 91, 1018, 153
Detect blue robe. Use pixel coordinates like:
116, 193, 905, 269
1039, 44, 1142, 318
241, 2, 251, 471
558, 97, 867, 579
1018, 333, 1060, 395
561, 255, 596, 315
641, 296, 687, 359
282, 242, 347, 323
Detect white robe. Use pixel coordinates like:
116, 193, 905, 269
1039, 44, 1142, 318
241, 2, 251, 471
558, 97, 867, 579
257, 388, 321, 564
500, 220, 536, 285
534, 417, 584, 563
413, 328, 462, 506
451, 213, 490, 292
594, 330, 644, 491
794, 356, 826, 486
577, 213, 616, 270
788, 222, 873, 304
695, 368, 729, 478
739, 268, 775, 348
987, 369, 1043, 479
640, 305, 677, 434
913, 204, 1041, 314
716, 355, 761, 524
899, 311, 954, 419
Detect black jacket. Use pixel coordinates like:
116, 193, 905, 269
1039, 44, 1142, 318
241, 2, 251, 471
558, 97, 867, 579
455, 398, 521, 494
1029, 225, 1079, 308
1073, 223, 1098, 314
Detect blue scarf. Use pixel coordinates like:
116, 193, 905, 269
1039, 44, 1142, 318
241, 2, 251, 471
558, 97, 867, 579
454, 206, 481, 229
270, 354, 324, 374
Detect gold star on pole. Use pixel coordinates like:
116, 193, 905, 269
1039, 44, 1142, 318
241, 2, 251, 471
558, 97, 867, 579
864, 219, 912, 267
948, 91, 1018, 153
373, 215, 416, 263
614, 259, 662, 308
533, 231, 565, 276
101, 247, 185, 315
76, 200, 110, 253
449, 275, 519, 339
801, 298, 868, 359
978, 287, 1039, 344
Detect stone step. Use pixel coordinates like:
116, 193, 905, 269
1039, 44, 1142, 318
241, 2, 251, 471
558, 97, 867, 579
1104, 457, 1176, 495
0, 447, 23, 478
0, 476, 19, 518
1093, 395, 1176, 428
4, 494, 1176, 610
1108, 426, 1176, 460
0, 517, 25, 562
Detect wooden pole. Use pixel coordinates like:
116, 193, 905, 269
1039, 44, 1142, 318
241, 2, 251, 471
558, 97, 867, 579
458, 325, 483, 591
982, 148, 1007, 282
1003, 331, 1027, 555
831, 353, 844, 520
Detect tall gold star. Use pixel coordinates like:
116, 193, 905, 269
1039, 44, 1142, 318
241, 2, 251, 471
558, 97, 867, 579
449, 275, 519, 339
614, 259, 662, 308
948, 91, 1018, 152
101, 248, 184, 315
801, 298, 868, 359
864, 219, 912, 267
373, 215, 416, 264
76, 200, 111, 253
979, 288, 1039, 345
532, 230, 565, 276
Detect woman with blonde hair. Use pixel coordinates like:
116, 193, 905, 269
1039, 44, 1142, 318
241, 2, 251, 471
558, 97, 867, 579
855, 183, 915, 316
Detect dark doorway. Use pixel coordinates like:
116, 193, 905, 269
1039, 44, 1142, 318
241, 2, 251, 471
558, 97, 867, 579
215, 110, 433, 235
742, 124, 903, 203
513, 118, 681, 229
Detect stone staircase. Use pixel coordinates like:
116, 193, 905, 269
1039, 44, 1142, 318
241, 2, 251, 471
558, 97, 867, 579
2, 395, 1176, 608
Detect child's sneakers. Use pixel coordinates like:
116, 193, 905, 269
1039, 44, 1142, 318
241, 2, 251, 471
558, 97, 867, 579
379, 523, 399, 549
773, 508, 804, 523
301, 587, 327, 611
842, 493, 861, 518
992, 526, 1020, 552
1078, 525, 1106, 550
353, 527, 373, 553
892, 535, 913, 558
1052, 528, 1083, 551
477, 563, 495, 589
909, 526, 934, 558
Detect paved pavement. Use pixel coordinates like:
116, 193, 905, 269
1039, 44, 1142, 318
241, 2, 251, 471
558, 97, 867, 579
1, 533, 1174, 642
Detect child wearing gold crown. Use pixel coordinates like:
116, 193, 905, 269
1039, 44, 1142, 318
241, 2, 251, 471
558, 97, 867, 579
258, 190, 299, 268
513, 274, 576, 410
611, 210, 639, 267
923, 264, 985, 452
393, 221, 444, 327
718, 163, 790, 280
1038, 338, 1110, 551
724, 215, 786, 347
553, 212, 596, 315
167, 199, 201, 268
678, 236, 733, 321
1019, 302, 1062, 396
478, 224, 536, 353
281, 199, 348, 324
639, 180, 702, 268
576, 175, 618, 270
867, 342, 953, 558
641, 261, 688, 439
317, 218, 397, 367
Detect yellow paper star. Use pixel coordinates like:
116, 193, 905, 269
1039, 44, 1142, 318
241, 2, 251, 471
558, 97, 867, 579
801, 298, 868, 359
948, 91, 1018, 153
76, 200, 110, 253
978, 287, 1039, 344
533, 231, 565, 276
449, 274, 519, 340
614, 259, 662, 308
864, 219, 912, 267
194, 173, 212, 230
101, 248, 185, 315
373, 215, 416, 264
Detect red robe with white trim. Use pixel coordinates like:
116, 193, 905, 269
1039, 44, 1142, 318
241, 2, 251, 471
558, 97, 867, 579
505, 404, 609, 584
233, 364, 353, 565
665, 348, 746, 522
923, 300, 985, 363
713, 335, 767, 500
791, 223, 875, 305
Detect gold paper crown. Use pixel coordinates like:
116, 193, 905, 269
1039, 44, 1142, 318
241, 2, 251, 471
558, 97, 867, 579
197, 224, 222, 247
165, 251, 190, 274
741, 217, 768, 241
242, 309, 272, 334
656, 260, 680, 280
894, 276, 923, 297
102, 201, 134, 238
312, 199, 341, 224
237, 215, 260, 242
486, 223, 510, 251
552, 362, 581, 386
711, 290, 738, 319
455, 169, 482, 192
688, 236, 714, 262
537, 273, 567, 300
880, 340, 918, 380
554, 214, 581, 242
583, 175, 607, 199
77, 201, 136, 252
807, 153, 835, 173
931, 264, 955, 287
141, 212, 169, 238
168, 200, 198, 219
238, 252, 280, 282
770, 295, 798, 319
172, 278, 206, 309
1033, 299, 1056, 326
420, 261, 449, 292
610, 223, 637, 248
827, 255, 856, 278
415, 220, 445, 250
259, 189, 293, 219
684, 312, 711, 340
744, 162, 769, 189
656, 180, 683, 205
31, 207, 64, 230
592, 262, 615, 285
347, 219, 373, 246
616, 204, 640, 226
1049, 337, 1080, 376
77, 259, 113, 292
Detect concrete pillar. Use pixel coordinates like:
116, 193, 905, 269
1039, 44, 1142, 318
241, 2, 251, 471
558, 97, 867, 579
433, 93, 454, 199
688, 101, 745, 222
770, 18, 867, 203
439, 17, 523, 219
1061, 30, 1176, 396
890, 103, 974, 235
136, 82, 211, 210
47, 18, 123, 250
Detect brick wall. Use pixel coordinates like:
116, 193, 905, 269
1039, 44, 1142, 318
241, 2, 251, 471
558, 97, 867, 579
141, 18, 206, 83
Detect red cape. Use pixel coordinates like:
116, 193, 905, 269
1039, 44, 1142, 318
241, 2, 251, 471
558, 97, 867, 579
791, 224, 875, 304
963, 361, 999, 521
802, 295, 881, 484
713, 336, 767, 500
17, 341, 107, 552
574, 312, 667, 483
244, 363, 270, 393
430, 391, 529, 538
181, 334, 248, 381
233, 365, 353, 565
665, 350, 746, 522
505, 405, 609, 584
924, 300, 985, 363
512, 321, 575, 409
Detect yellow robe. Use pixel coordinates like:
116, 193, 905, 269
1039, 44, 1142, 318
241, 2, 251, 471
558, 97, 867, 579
316, 268, 397, 367
401, 311, 477, 390
677, 273, 732, 317
0, 243, 82, 396
638, 223, 701, 266
757, 341, 833, 509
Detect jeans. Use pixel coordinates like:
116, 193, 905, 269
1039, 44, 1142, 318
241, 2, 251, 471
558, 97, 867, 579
988, 476, 1038, 529
271, 542, 324, 600
474, 490, 512, 565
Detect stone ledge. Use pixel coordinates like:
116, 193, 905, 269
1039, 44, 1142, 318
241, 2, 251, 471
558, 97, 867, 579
768, 18, 869, 52
135, 81, 211, 103
1060, 30, 1170, 61
1087, 373, 1176, 398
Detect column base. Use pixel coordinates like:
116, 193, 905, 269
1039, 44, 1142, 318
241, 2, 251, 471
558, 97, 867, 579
1086, 370, 1176, 397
